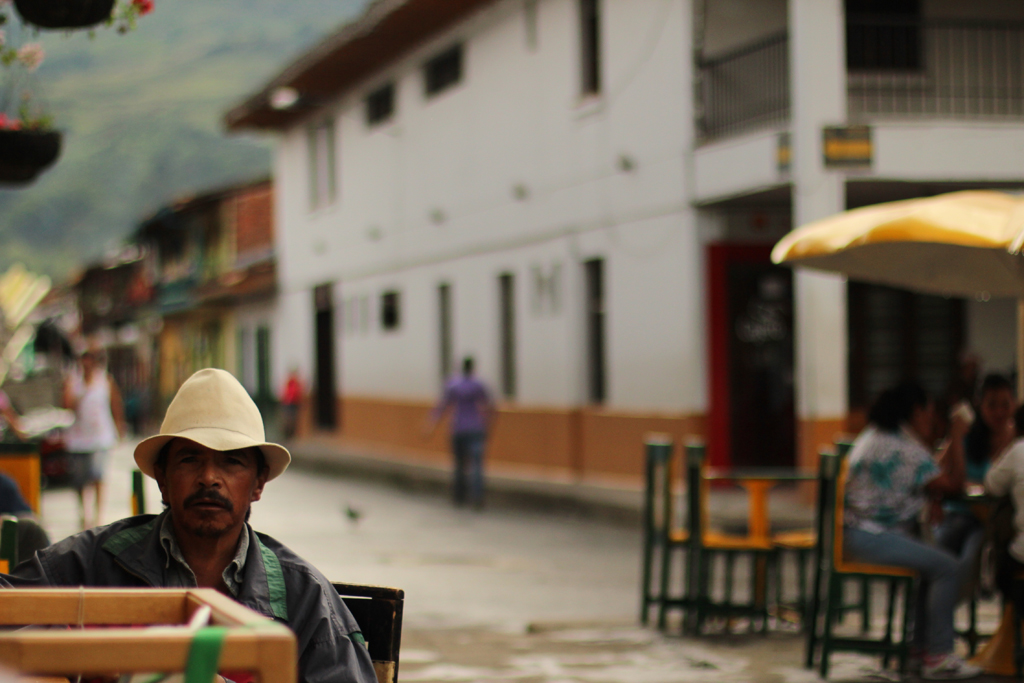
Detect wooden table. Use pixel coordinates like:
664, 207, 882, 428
705, 468, 817, 544
700, 468, 817, 611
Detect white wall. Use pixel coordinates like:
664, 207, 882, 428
702, 0, 787, 58
693, 128, 785, 203
872, 123, 1024, 182
274, 0, 701, 413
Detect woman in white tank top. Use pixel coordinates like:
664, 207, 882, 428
63, 349, 125, 529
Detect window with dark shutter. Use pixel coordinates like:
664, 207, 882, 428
381, 291, 401, 331
579, 0, 601, 95
366, 82, 395, 126
424, 45, 463, 97
846, 0, 922, 71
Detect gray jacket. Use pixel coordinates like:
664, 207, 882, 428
1, 511, 377, 683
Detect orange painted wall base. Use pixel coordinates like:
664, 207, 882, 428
301, 395, 707, 484
797, 416, 855, 472
296, 396, 860, 485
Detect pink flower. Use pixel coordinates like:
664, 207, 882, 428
0, 114, 22, 131
16, 43, 44, 72
132, 0, 153, 15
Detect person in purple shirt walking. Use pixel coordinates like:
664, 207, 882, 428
428, 356, 495, 508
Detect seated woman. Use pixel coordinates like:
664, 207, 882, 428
937, 374, 1016, 561
844, 382, 979, 680
983, 404, 1024, 606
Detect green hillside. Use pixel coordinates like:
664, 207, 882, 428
0, 0, 370, 277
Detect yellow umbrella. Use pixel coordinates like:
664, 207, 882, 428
771, 190, 1024, 395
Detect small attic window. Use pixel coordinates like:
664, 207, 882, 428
424, 44, 463, 97
366, 82, 395, 126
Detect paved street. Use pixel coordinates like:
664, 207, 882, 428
33, 441, 1005, 683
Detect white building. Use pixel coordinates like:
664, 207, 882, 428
227, 0, 1024, 482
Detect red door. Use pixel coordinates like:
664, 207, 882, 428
708, 244, 795, 469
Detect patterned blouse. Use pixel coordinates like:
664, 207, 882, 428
844, 425, 940, 534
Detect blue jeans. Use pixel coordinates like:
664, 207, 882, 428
935, 510, 985, 559
845, 527, 973, 656
451, 431, 486, 506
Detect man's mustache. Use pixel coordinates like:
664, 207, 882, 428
184, 489, 234, 512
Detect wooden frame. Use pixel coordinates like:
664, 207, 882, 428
0, 589, 296, 682
334, 583, 404, 683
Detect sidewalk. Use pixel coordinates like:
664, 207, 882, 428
288, 435, 815, 532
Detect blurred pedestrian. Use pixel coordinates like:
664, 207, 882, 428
63, 349, 126, 529
0, 388, 26, 442
281, 369, 304, 440
427, 356, 495, 508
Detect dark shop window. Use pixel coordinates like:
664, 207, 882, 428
846, 0, 922, 71
424, 44, 463, 97
381, 290, 401, 331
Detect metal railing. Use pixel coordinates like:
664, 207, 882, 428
696, 32, 789, 141
849, 18, 1024, 120
696, 19, 1024, 141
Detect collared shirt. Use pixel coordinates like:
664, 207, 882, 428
158, 512, 249, 596
432, 374, 492, 434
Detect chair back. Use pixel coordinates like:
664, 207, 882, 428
805, 449, 840, 667
643, 436, 675, 541
641, 435, 674, 624
821, 454, 844, 570
684, 441, 707, 547
333, 582, 404, 683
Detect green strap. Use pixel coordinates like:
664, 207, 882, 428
184, 626, 228, 683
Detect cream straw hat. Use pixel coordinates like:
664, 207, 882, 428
134, 368, 291, 480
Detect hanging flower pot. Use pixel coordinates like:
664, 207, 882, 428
0, 128, 61, 184
13, 0, 116, 30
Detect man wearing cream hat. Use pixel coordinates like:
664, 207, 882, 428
1, 368, 376, 683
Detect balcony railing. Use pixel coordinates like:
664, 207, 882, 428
849, 18, 1024, 119
696, 32, 789, 141
697, 19, 1024, 141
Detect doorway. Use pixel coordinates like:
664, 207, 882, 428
708, 244, 795, 468
584, 258, 606, 404
499, 273, 516, 399
313, 283, 337, 430
438, 283, 453, 382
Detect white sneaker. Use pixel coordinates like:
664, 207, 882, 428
921, 653, 983, 680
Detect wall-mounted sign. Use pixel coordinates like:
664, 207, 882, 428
823, 125, 872, 169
